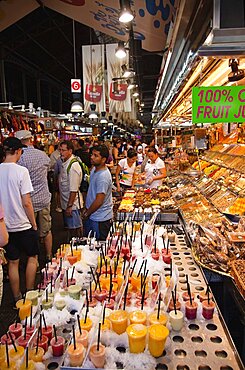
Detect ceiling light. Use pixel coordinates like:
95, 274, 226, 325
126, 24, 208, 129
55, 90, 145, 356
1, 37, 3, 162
71, 101, 84, 113
135, 98, 140, 102
115, 41, 127, 59
132, 91, 139, 97
127, 81, 135, 90
140, 102, 144, 107
121, 64, 135, 78
100, 111, 108, 124
228, 59, 244, 82
119, 0, 134, 23
89, 103, 98, 119
108, 115, 113, 126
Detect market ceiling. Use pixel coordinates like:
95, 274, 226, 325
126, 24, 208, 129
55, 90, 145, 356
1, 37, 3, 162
0, 0, 179, 114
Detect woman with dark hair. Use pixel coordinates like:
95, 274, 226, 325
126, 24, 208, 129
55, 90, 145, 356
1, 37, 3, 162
144, 147, 166, 189
115, 148, 137, 191
112, 139, 122, 163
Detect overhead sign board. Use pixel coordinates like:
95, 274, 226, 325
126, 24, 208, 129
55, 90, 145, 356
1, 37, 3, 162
192, 86, 245, 123
71, 79, 81, 93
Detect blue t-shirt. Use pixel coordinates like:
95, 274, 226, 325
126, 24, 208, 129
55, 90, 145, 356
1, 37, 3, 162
86, 167, 113, 221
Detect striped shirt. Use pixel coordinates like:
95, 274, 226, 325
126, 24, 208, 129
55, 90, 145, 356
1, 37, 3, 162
18, 146, 51, 212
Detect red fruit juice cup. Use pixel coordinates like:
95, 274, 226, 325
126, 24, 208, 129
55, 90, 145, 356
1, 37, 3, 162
105, 300, 115, 310
94, 289, 107, 302
67, 255, 78, 265
50, 336, 65, 357
9, 323, 22, 339
16, 334, 31, 348
26, 325, 35, 337
88, 297, 98, 308
35, 335, 49, 352
152, 252, 160, 261
202, 300, 215, 320
182, 291, 195, 302
162, 253, 171, 264
1, 333, 16, 345
185, 301, 198, 320
42, 326, 53, 342
107, 290, 117, 301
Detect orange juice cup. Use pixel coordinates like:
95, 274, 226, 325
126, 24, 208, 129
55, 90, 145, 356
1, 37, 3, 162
16, 299, 32, 321
117, 274, 124, 288
126, 324, 147, 353
101, 318, 111, 331
29, 347, 45, 362
1, 360, 17, 370
68, 343, 84, 367
9, 346, 25, 362
79, 317, 93, 332
0, 345, 6, 362
148, 324, 169, 357
67, 254, 78, 265
105, 281, 118, 292
148, 312, 168, 326
109, 310, 128, 334
89, 343, 105, 368
73, 249, 82, 261
19, 360, 36, 370
100, 275, 110, 289
131, 273, 141, 290
129, 310, 147, 325
75, 329, 88, 347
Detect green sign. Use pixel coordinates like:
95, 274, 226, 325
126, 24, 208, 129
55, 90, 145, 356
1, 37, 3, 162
192, 86, 245, 123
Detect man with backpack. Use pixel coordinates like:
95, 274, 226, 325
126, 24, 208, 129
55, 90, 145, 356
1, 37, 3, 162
58, 140, 83, 238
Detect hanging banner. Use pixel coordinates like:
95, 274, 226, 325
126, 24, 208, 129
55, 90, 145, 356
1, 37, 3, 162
0, 0, 38, 32
106, 43, 131, 113
43, 0, 178, 52
192, 86, 245, 123
82, 44, 105, 113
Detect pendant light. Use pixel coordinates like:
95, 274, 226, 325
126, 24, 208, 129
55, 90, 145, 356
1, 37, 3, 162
89, 103, 98, 119
70, 20, 83, 112
119, 0, 134, 23
115, 41, 127, 59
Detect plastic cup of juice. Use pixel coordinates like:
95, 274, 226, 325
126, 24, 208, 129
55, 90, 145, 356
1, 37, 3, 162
1, 360, 17, 370
68, 343, 84, 367
26, 290, 38, 306
19, 360, 35, 370
42, 298, 53, 310
79, 317, 93, 332
26, 326, 35, 337
148, 324, 169, 357
129, 310, 147, 325
50, 336, 65, 357
202, 300, 215, 320
0, 344, 6, 362
75, 329, 88, 347
1, 333, 15, 345
199, 292, 213, 302
109, 310, 128, 334
16, 299, 32, 321
182, 291, 195, 302
68, 284, 81, 300
41, 325, 53, 341
9, 345, 25, 361
16, 334, 31, 349
100, 274, 110, 289
131, 273, 141, 290
29, 347, 44, 362
185, 301, 198, 320
35, 335, 49, 352
169, 310, 184, 331
9, 323, 22, 339
168, 299, 181, 312
101, 319, 111, 332
126, 324, 147, 353
67, 254, 78, 265
73, 249, 82, 261
89, 343, 105, 368
55, 300, 66, 311
148, 312, 168, 326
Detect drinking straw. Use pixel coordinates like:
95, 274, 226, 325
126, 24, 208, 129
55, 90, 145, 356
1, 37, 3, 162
141, 285, 146, 310
25, 346, 29, 369
174, 284, 177, 301
96, 273, 102, 292
15, 308, 20, 327
172, 291, 177, 315
77, 314, 82, 334
99, 256, 102, 275
53, 325, 57, 342
89, 281, 92, 302
123, 283, 129, 311
122, 257, 126, 276
170, 260, 172, 277
162, 235, 165, 249
130, 258, 137, 277
105, 259, 107, 277
186, 274, 189, 284
140, 233, 143, 252
143, 269, 149, 286
70, 241, 73, 256
140, 274, 143, 296
9, 331, 17, 352
71, 266, 75, 281
24, 316, 28, 340
187, 283, 192, 305
125, 233, 128, 249
102, 306, 106, 325
39, 314, 42, 337
60, 257, 63, 271
144, 234, 148, 245
72, 325, 76, 350
143, 259, 147, 277
46, 288, 48, 303
97, 323, 101, 351
85, 289, 89, 306
166, 239, 169, 254
157, 293, 161, 319
109, 283, 113, 302
90, 267, 97, 285
207, 290, 210, 305
137, 260, 145, 277
66, 269, 69, 288
206, 284, 210, 295
115, 235, 120, 250
23, 290, 27, 304
36, 329, 40, 354
5, 342, 9, 368
42, 313, 47, 330
45, 267, 48, 280
154, 238, 157, 253
133, 229, 136, 242
50, 276, 53, 293
30, 306, 33, 328
84, 306, 88, 324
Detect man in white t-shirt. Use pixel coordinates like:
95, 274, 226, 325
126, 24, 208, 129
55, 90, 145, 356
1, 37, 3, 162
0, 137, 38, 303
145, 147, 167, 189
58, 140, 83, 238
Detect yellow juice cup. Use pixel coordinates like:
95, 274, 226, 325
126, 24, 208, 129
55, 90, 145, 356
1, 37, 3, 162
126, 324, 147, 353
109, 310, 128, 334
148, 312, 168, 326
148, 324, 169, 357
1, 361, 17, 370
129, 310, 147, 325
101, 318, 111, 331
131, 273, 141, 290
29, 347, 44, 362
73, 249, 82, 261
100, 275, 110, 289
19, 360, 35, 370
0, 345, 6, 362
9, 346, 25, 362
79, 317, 93, 332
16, 299, 32, 321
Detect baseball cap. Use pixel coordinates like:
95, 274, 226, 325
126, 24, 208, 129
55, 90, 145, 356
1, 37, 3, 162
15, 130, 32, 140
3, 137, 25, 150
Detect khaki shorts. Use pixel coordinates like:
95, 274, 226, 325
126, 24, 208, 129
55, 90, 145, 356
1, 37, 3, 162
35, 205, 52, 238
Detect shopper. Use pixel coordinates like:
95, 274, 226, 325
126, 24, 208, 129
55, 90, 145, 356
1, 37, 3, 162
58, 140, 83, 238
115, 148, 137, 191
145, 147, 167, 189
16, 130, 53, 261
0, 205, 8, 305
141, 145, 150, 172
83, 145, 113, 240
136, 145, 144, 165
0, 137, 38, 303
112, 139, 122, 164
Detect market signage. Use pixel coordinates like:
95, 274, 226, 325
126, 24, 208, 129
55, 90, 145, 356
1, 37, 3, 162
192, 86, 245, 123
71, 79, 81, 93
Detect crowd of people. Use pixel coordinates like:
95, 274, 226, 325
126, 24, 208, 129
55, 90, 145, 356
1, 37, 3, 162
0, 131, 167, 305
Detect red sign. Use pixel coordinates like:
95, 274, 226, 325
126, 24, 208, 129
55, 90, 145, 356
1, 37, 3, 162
71, 79, 81, 93
85, 84, 103, 103
109, 83, 127, 101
